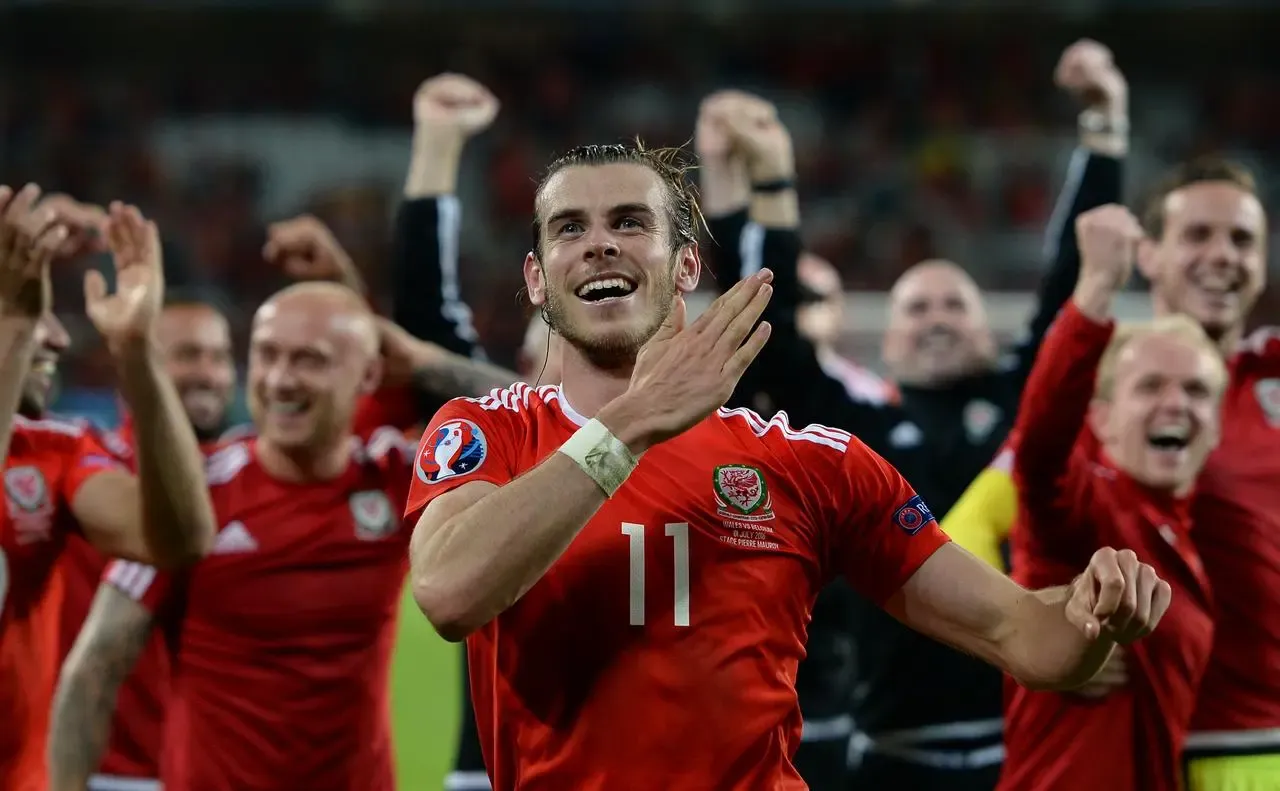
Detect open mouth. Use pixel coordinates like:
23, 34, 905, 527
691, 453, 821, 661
1147, 425, 1190, 452
30, 356, 58, 377
575, 276, 638, 304
268, 399, 312, 421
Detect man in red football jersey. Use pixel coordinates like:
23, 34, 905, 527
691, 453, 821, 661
0, 186, 217, 791
999, 205, 1223, 790
405, 140, 1174, 791
1131, 159, 1280, 789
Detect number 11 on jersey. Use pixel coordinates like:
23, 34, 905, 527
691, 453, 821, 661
621, 522, 690, 627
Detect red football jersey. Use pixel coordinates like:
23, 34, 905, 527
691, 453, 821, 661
404, 383, 948, 791
1189, 328, 1280, 737
0, 416, 125, 791
1001, 303, 1214, 791
103, 426, 417, 791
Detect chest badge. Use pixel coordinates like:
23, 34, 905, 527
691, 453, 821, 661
4, 465, 54, 545
714, 465, 775, 523
350, 490, 396, 541
963, 399, 1002, 443
1254, 378, 1280, 427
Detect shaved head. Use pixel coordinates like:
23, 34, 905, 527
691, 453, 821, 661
883, 259, 996, 386
256, 282, 378, 359
248, 282, 382, 456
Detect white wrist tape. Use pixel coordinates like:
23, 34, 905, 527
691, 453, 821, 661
558, 418, 638, 497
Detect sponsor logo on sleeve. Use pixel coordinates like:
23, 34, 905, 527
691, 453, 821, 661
416, 419, 488, 485
893, 494, 936, 536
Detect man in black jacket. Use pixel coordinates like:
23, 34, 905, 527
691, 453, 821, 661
696, 39, 1129, 791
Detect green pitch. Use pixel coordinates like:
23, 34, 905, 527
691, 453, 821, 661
392, 586, 463, 790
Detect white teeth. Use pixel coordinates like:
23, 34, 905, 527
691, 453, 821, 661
31, 360, 56, 376
575, 277, 636, 298
1151, 426, 1189, 441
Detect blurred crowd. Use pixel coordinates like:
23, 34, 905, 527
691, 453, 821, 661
3, 7, 1279, 407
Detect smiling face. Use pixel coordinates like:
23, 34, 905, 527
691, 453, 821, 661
158, 303, 236, 441
19, 312, 71, 418
246, 283, 381, 455
1090, 318, 1226, 492
524, 160, 700, 368
882, 260, 997, 386
1139, 178, 1267, 342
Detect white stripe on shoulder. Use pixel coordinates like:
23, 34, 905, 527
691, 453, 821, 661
204, 442, 253, 486
105, 560, 159, 601
718, 406, 851, 452
465, 382, 558, 414
13, 414, 86, 437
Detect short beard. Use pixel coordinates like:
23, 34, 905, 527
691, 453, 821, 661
541, 258, 677, 371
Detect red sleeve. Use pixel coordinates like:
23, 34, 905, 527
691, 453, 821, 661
403, 397, 523, 520
1010, 301, 1114, 504
353, 386, 421, 436
829, 436, 950, 606
103, 558, 175, 614
59, 426, 131, 506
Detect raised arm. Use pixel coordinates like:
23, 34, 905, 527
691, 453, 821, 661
695, 91, 752, 284
395, 73, 497, 360
1011, 205, 1140, 500
410, 275, 773, 641
1004, 40, 1129, 390
48, 583, 156, 791
74, 204, 216, 565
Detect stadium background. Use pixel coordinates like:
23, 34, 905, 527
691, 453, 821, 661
3, 0, 1279, 787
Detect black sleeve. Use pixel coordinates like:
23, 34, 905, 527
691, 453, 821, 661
704, 209, 751, 286
1001, 150, 1124, 392
391, 195, 486, 360
730, 222, 891, 439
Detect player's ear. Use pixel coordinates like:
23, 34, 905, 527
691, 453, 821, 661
1087, 398, 1113, 442
359, 354, 383, 396
674, 243, 701, 293
524, 252, 547, 306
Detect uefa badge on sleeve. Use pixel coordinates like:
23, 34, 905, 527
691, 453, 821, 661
1255, 378, 1280, 427
892, 494, 935, 536
416, 419, 488, 485
350, 491, 395, 541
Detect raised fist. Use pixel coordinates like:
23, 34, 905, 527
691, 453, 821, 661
718, 94, 795, 183
1075, 204, 1142, 291
263, 214, 363, 293
1065, 548, 1171, 645
1055, 39, 1127, 114
413, 73, 500, 137
695, 90, 762, 163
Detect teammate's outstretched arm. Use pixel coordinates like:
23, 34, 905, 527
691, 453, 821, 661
0, 185, 67, 463
74, 203, 217, 565
885, 542, 1170, 691
410, 273, 773, 641
47, 584, 155, 791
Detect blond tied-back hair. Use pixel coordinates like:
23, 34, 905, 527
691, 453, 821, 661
1095, 314, 1228, 400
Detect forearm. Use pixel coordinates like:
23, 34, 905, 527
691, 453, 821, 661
115, 342, 216, 564
1002, 585, 1115, 691
411, 452, 608, 641
748, 189, 800, 230
405, 130, 464, 198
699, 158, 750, 217
47, 589, 152, 791
0, 317, 37, 463
413, 353, 518, 400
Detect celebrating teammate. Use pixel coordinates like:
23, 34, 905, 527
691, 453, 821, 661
405, 142, 1173, 789
0, 187, 217, 791
1000, 205, 1223, 789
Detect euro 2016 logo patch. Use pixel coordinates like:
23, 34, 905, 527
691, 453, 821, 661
893, 494, 936, 536
416, 419, 488, 485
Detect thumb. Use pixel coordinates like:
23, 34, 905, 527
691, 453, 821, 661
83, 268, 107, 311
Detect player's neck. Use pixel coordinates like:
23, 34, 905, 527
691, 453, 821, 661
1152, 299, 1242, 356
255, 435, 352, 483
557, 345, 633, 419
